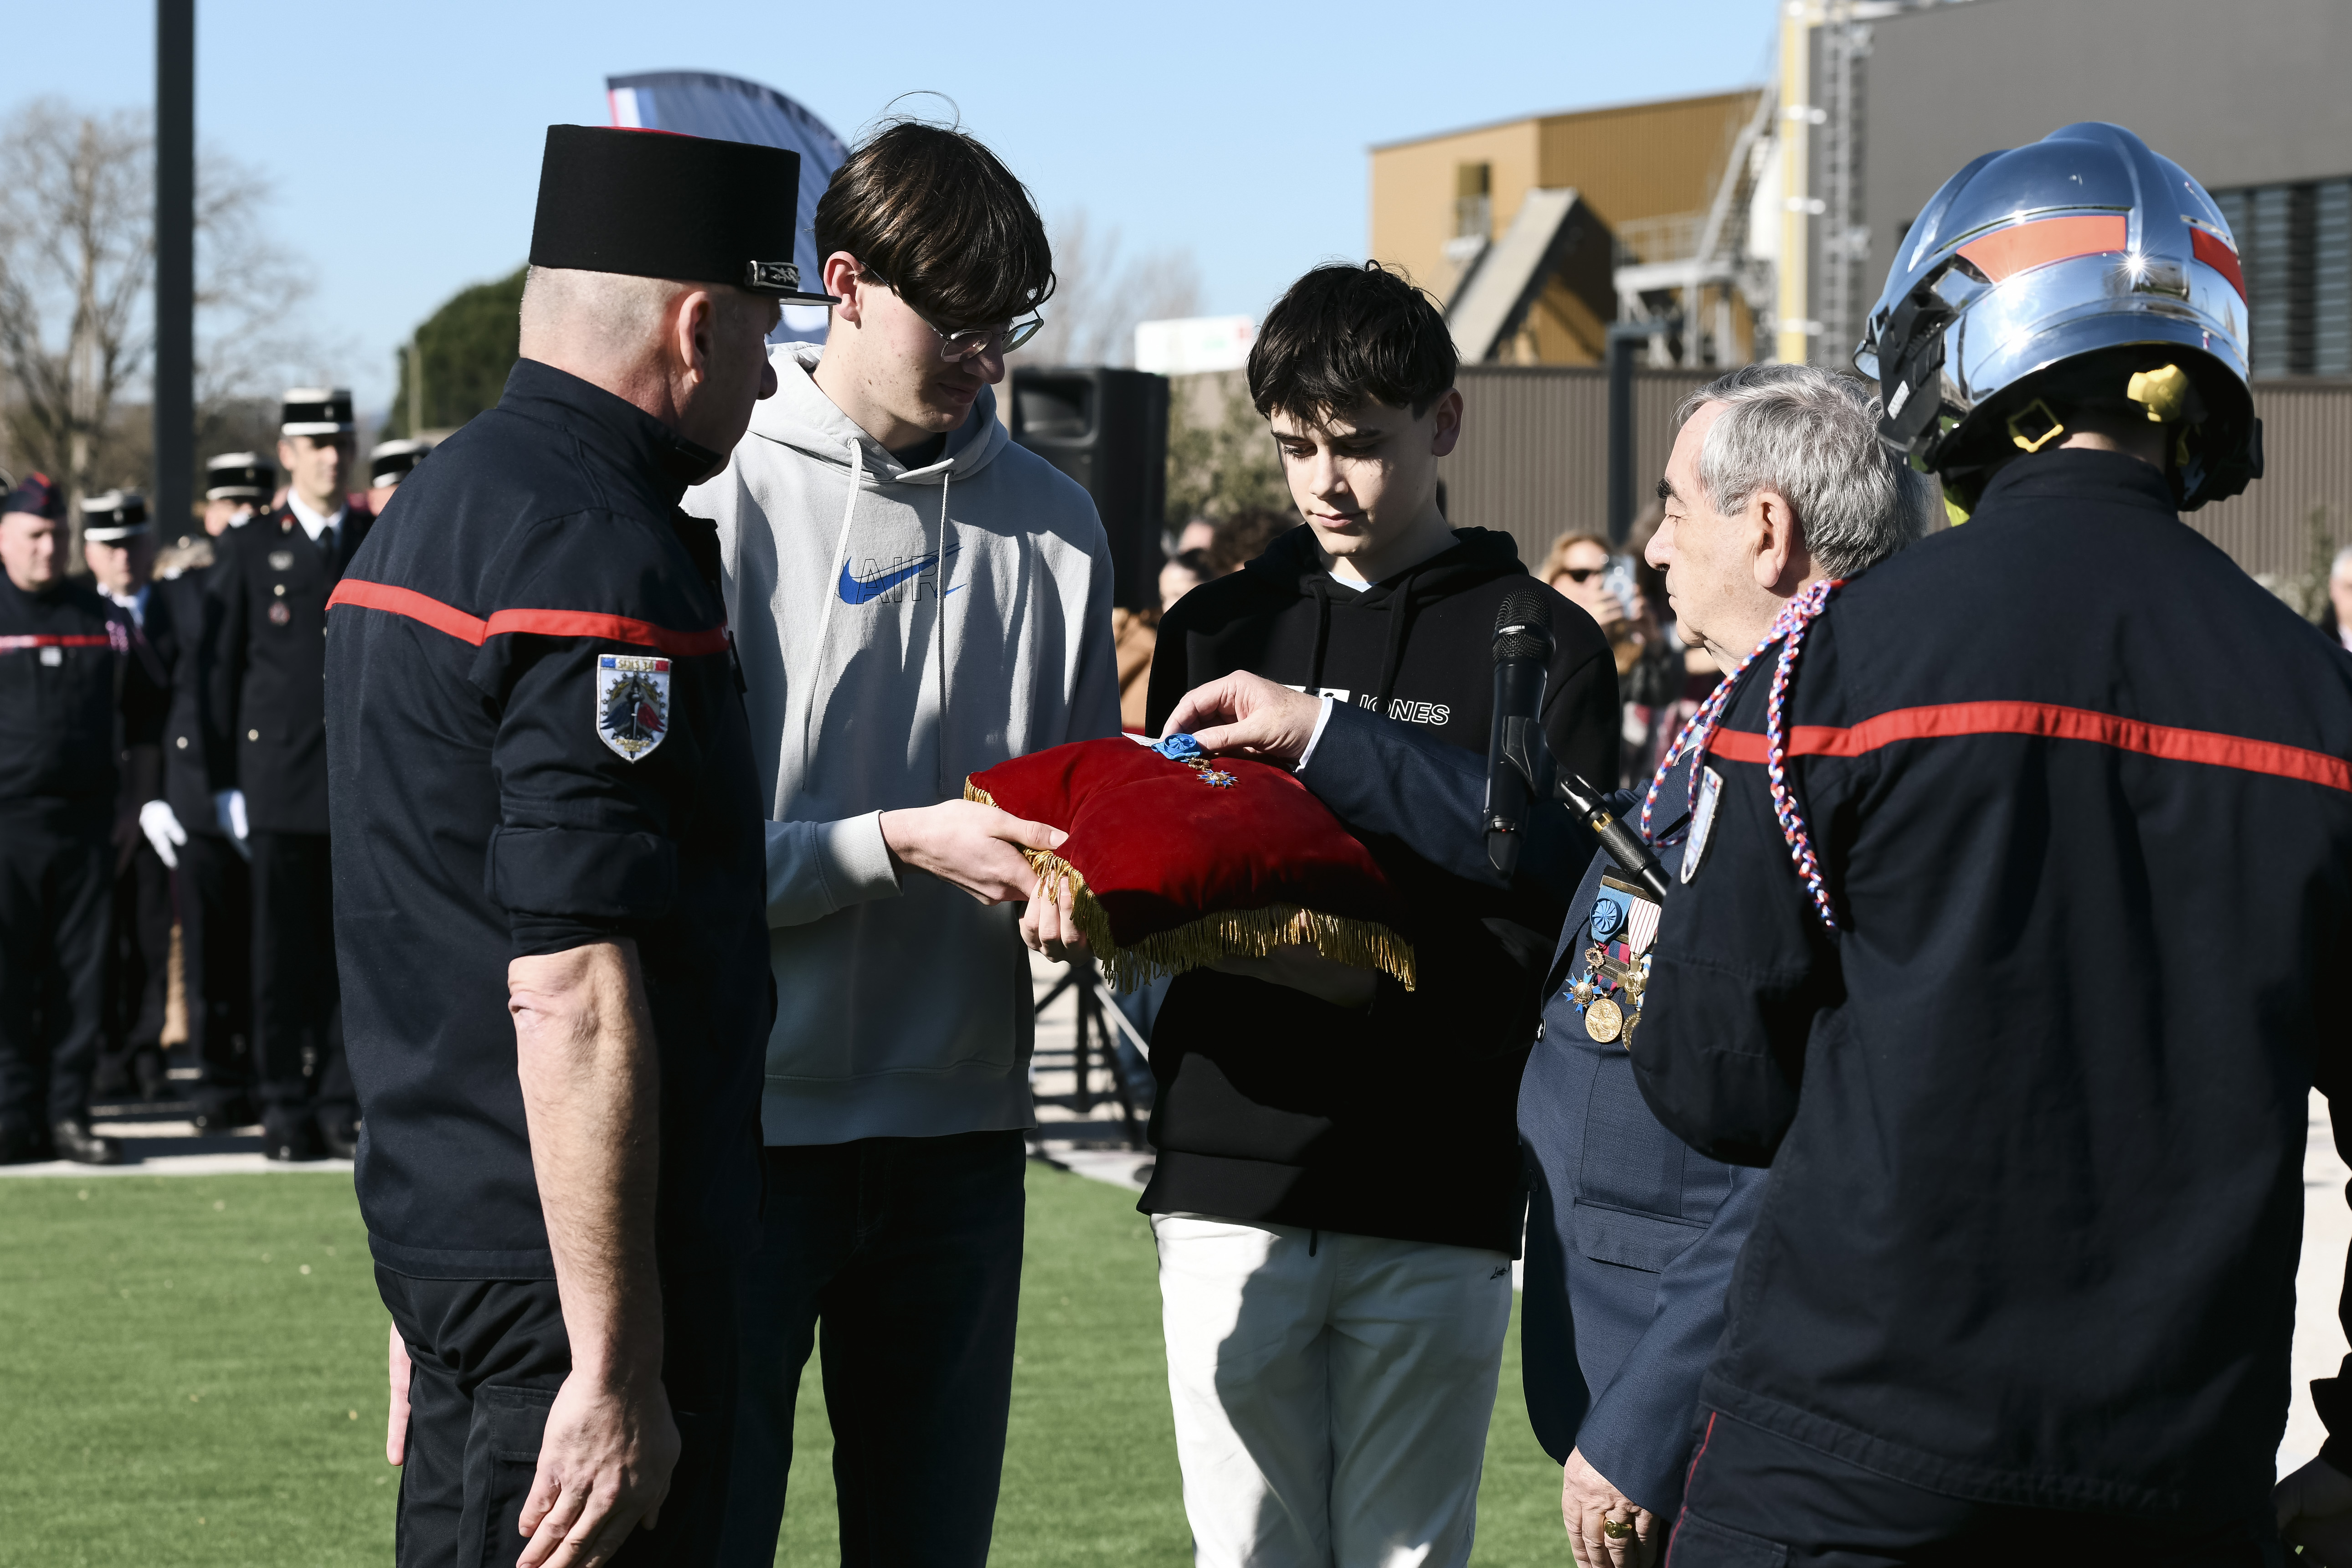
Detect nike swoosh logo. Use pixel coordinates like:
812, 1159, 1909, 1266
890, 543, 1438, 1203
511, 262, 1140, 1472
836, 546, 962, 606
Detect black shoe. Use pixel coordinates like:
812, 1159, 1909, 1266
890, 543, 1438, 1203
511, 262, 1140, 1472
263, 1120, 325, 1162
189, 1094, 256, 1134
320, 1120, 359, 1161
51, 1119, 124, 1166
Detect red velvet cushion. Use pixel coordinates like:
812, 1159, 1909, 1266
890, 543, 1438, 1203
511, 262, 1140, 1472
966, 736, 1415, 991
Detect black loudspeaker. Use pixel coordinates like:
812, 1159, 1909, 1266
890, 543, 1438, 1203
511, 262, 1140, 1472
1009, 366, 1169, 610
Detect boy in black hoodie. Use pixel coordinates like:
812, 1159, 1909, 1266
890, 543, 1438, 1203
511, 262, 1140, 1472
1139, 263, 1616, 1566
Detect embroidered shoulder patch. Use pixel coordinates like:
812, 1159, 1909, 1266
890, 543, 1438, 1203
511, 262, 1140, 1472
597, 654, 670, 762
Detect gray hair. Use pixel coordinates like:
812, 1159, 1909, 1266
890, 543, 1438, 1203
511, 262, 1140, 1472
1673, 363, 1935, 579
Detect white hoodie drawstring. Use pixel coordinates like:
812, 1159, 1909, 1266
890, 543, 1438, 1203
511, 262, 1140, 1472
794, 437, 869, 784
934, 468, 952, 795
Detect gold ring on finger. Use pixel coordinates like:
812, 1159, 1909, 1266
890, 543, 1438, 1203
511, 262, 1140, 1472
1602, 1517, 1631, 1539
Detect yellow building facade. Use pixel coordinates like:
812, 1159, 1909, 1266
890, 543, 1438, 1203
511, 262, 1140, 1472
1371, 89, 1765, 365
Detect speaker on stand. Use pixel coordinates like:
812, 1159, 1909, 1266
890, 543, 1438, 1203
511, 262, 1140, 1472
1008, 366, 1170, 611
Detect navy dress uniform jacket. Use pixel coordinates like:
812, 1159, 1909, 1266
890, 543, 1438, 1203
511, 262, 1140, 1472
324, 358, 771, 1280
0, 576, 125, 808
149, 566, 227, 839
210, 500, 374, 835
1634, 448, 2352, 1522
1295, 699, 1764, 1517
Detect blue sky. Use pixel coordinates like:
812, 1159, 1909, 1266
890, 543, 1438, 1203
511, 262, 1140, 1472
11, 0, 1778, 413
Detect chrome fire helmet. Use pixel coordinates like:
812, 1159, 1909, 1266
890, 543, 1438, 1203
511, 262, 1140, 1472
1854, 121, 2261, 514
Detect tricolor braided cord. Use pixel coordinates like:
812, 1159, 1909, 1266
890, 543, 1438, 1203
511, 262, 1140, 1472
1639, 578, 1843, 928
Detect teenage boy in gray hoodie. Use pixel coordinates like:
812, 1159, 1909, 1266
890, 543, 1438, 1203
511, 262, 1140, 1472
687, 124, 1120, 1565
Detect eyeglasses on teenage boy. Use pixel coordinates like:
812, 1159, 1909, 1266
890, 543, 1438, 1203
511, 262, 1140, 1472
853, 259, 1044, 361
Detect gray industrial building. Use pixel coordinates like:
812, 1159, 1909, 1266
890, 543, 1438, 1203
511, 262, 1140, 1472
1820, 0, 2352, 376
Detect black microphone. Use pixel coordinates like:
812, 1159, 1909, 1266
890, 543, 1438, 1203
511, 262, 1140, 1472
1554, 773, 1674, 904
1485, 589, 1553, 876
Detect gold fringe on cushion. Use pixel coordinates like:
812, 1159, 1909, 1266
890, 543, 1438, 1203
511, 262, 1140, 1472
968, 781, 1417, 992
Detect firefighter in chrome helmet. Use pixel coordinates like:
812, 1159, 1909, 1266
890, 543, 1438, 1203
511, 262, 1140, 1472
1857, 119, 2262, 519
1624, 120, 2352, 1556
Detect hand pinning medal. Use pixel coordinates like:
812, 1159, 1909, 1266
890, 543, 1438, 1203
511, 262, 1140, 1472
1574, 874, 1662, 1047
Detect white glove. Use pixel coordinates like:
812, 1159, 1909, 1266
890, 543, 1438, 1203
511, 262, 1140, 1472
212, 789, 250, 860
139, 799, 187, 869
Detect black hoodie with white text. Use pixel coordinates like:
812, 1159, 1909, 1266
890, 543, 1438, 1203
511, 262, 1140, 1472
1139, 524, 1617, 1253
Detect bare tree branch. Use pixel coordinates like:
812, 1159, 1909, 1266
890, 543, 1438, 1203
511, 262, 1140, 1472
1009, 207, 1203, 370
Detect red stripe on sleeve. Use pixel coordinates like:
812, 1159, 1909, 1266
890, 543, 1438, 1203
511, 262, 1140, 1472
327, 579, 489, 643
328, 577, 727, 657
481, 608, 728, 657
1706, 702, 2351, 793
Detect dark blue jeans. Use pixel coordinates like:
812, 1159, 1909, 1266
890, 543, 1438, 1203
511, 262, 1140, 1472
717, 1130, 1027, 1568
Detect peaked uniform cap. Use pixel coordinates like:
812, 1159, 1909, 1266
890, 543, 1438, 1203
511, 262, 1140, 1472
370, 437, 434, 487
283, 387, 355, 436
528, 124, 835, 304
206, 452, 274, 501
82, 489, 150, 540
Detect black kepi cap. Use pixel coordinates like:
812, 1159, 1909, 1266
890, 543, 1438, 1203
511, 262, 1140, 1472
82, 490, 150, 542
528, 125, 837, 304
370, 437, 433, 488
205, 451, 274, 502
283, 387, 355, 437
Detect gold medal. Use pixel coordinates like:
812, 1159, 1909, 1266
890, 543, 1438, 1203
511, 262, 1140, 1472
1585, 997, 1623, 1043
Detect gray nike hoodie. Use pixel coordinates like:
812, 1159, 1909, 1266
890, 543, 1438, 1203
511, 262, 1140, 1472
687, 344, 1120, 1145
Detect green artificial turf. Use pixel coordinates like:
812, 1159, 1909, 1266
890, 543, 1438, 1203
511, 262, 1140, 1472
0, 1165, 1569, 1567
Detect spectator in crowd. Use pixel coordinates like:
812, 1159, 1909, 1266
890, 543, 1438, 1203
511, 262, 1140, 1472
2323, 544, 2352, 651
1204, 504, 1298, 576
1137, 261, 1617, 1568
1159, 546, 1211, 609
686, 121, 1118, 1567
1539, 529, 1634, 648
1541, 521, 1720, 787
1174, 516, 1216, 557
80, 493, 174, 1106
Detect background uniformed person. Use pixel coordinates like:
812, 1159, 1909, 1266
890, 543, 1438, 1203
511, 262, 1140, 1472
79, 491, 175, 1106
1615, 122, 2352, 1558
364, 436, 432, 516
207, 390, 371, 1160
140, 452, 272, 1129
326, 124, 813, 1567
0, 473, 127, 1166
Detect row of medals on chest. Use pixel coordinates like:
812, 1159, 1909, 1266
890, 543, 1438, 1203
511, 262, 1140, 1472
1569, 877, 1654, 1046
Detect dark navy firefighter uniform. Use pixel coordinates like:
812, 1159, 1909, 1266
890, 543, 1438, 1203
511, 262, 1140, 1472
1631, 449, 2352, 1560
210, 498, 374, 1151
0, 570, 128, 1157
324, 358, 772, 1567
1291, 699, 1767, 1523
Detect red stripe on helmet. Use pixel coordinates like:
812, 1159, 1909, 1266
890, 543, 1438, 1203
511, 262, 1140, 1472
2190, 227, 2247, 300
1956, 214, 2129, 282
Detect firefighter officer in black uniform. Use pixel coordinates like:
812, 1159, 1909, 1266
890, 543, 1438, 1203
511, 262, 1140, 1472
1619, 122, 2352, 1560
208, 390, 372, 1160
0, 473, 127, 1165
326, 124, 821, 1566
79, 491, 175, 1106
139, 452, 273, 1128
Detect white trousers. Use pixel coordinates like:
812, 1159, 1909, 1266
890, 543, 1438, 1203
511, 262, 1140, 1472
1153, 1213, 1514, 1568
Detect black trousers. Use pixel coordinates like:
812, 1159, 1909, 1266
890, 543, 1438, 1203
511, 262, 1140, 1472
174, 832, 252, 1105
0, 802, 112, 1131
381, 1264, 738, 1568
1670, 1408, 2283, 1568
249, 829, 351, 1133
716, 1131, 1027, 1568
93, 833, 171, 1098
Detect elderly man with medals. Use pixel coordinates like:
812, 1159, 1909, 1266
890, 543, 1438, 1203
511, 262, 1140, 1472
1160, 361, 1931, 1566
